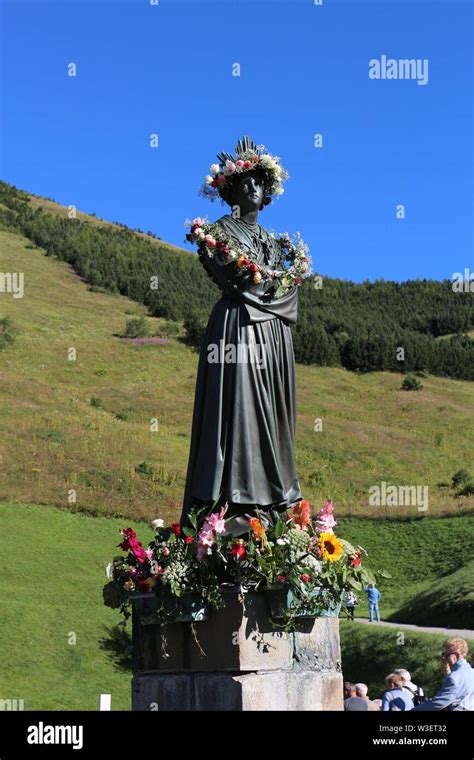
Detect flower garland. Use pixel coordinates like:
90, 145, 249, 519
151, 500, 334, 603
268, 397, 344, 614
185, 217, 311, 298
199, 138, 289, 208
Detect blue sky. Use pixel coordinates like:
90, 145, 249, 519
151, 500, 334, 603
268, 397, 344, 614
1, 0, 472, 281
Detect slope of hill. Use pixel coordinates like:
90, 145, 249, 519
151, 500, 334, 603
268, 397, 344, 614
0, 227, 473, 518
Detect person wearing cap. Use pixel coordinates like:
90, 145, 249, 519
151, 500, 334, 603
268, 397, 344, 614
413, 637, 474, 711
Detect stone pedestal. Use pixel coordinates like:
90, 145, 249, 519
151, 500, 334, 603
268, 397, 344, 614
131, 588, 343, 711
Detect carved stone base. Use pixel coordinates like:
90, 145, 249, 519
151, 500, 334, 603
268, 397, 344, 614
131, 588, 343, 711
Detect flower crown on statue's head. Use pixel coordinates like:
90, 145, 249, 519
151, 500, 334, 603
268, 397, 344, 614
199, 135, 289, 210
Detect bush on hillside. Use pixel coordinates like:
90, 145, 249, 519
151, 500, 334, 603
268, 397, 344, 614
125, 315, 149, 338
401, 374, 423, 391
0, 316, 16, 351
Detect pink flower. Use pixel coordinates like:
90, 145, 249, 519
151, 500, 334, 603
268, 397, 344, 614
162, 547, 170, 557
196, 507, 226, 561
277, 575, 287, 584
314, 500, 337, 534
236, 160, 244, 168
300, 573, 311, 583
224, 160, 236, 176
205, 235, 217, 247
192, 217, 203, 227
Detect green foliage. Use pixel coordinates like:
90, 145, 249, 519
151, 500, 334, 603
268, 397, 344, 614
0, 316, 17, 350
135, 461, 155, 480
124, 315, 149, 338
401, 373, 423, 391
452, 468, 471, 488
0, 180, 473, 378
183, 309, 207, 347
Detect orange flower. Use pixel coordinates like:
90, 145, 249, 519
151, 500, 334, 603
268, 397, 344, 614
291, 499, 311, 528
248, 517, 266, 541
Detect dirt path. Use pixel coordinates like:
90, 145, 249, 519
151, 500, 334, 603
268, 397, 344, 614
354, 618, 474, 640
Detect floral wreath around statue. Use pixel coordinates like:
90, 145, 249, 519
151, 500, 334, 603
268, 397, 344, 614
185, 217, 311, 298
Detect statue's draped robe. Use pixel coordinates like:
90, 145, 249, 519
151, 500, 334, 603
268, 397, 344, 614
181, 215, 302, 530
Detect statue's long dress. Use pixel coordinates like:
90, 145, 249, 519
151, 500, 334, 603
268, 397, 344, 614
181, 215, 302, 531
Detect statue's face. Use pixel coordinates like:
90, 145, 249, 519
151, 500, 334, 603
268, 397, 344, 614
230, 171, 264, 213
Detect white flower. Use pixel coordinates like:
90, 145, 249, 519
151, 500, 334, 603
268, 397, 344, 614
204, 175, 214, 185
277, 538, 288, 546
210, 163, 220, 175
151, 518, 164, 530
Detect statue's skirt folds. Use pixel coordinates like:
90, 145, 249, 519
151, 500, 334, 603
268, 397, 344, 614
182, 296, 302, 525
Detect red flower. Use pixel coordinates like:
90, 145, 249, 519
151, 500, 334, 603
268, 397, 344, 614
185, 536, 194, 544
350, 553, 361, 568
231, 541, 246, 560
300, 573, 311, 583
243, 161, 252, 168
295, 276, 301, 286
170, 523, 181, 537
249, 263, 258, 273
137, 579, 150, 592
277, 575, 287, 584
211, 179, 218, 188
242, 258, 250, 266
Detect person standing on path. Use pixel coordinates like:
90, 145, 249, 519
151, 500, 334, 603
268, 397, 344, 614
365, 582, 381, 622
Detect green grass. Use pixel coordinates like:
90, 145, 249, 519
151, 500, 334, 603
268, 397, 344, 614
338, 515, 474, 624
0, 502, 149, 710
340, 621, 458, 701
1, 228, 473, 521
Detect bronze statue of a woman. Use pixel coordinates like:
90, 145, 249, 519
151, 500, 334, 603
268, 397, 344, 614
181, 137, 310, 535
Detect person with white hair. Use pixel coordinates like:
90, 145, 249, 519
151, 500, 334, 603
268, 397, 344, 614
394, 668, 425, 706
355, 682, 380, 711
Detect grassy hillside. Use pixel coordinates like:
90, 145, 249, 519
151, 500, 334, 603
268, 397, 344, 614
0, 502, 470, 710
338, 516, 474, 624
1, 228, 473, 519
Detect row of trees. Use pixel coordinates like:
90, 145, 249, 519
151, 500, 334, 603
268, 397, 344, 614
1, 180, 472, 379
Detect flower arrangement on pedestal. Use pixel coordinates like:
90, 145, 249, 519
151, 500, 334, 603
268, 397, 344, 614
103, 501, 379, 630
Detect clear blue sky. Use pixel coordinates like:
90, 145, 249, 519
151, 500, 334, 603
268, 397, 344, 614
1, 0, 472, 281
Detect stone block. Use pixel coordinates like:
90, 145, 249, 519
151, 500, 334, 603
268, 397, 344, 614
133, 588, 293, 673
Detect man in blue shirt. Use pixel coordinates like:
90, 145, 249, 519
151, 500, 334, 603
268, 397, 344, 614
414, 638, 474, 711
365, 583, 381, 622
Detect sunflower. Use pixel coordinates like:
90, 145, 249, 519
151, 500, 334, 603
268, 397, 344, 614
319, 532, 344, 562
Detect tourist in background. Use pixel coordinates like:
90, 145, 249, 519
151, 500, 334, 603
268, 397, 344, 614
355, 682, 380, 710
365, 582, 381, 622
344, 589, 358, 621
413, 638, 474, 711
344, 681, 368, 711
381, 673, 414, 711
394, 668, 425, 706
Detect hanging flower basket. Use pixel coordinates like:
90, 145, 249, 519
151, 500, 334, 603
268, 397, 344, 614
131, 590, 210, 625
263, 585, 343, 620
